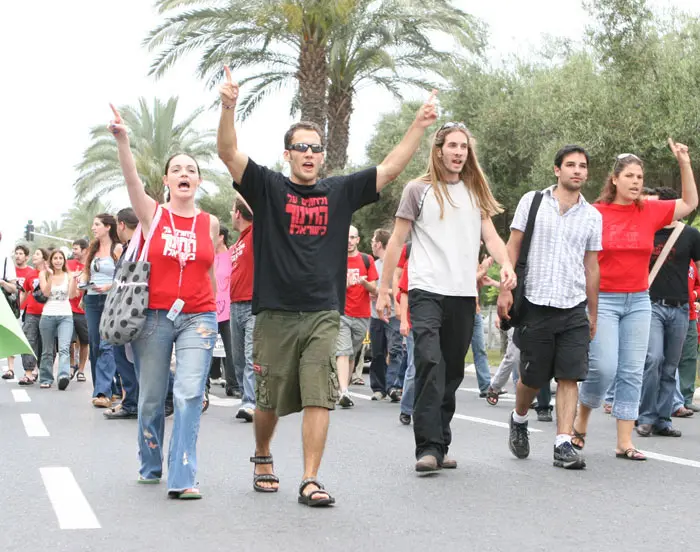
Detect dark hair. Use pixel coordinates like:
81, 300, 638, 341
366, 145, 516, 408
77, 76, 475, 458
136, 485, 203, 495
235, 197, 253, 222
14, 245, 29, 256
46, 249, 67, 277
219, 226, 230, 247
85, 213, 120, 279
116, 207, 139, 230
284, 121, 325, 150
35, 248, 49, 262
164, 153, 201, 175
641, 187, 656, 196
654, 186, 679, 201
554, 145, 590, 168
597, 154, 645, 209
372, 228, 391, 248
72, 239, 88, 250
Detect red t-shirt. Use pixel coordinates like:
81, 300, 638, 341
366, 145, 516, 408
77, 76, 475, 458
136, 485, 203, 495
689, 262, 700, 321
147, 208, 216, 313
398, 258, 411, 328
22, 268, 44, 315
66, 260, 85, 314
398, 244, 408, 269
344, 253, 378, 318
15, 266, 33, 310
596, 200, 676, 292
229, 225, 254, 303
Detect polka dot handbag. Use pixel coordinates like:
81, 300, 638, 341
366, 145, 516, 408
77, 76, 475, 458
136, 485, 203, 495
99, 206, 163, 345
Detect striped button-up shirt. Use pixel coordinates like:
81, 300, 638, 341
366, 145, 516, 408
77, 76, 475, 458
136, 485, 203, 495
511, 186, 602, 309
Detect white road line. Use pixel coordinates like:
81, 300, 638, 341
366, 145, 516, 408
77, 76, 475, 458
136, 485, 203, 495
347, 392, 542, 432
453, 413, 543, 432
40, 467, 101, 530
638, 450, 700, 469
12, 389, 31, 403
21, 413, 49, 437
208, 395, 242, 408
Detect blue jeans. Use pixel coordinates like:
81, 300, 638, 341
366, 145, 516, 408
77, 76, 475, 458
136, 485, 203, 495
369, 317, 404, 393
230, 301, 255, 408
579, 292, 651, 420
114, 345, 139, 413
400, 332, 416, 415
638, 303, 689, 429
38, 315, 72, 384
132, 309, 217, 491
471, 312, 491, 393
83, 294, 117, 398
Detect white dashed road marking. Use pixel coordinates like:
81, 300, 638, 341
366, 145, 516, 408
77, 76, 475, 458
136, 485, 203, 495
12, 389, 31, 403
40, 467, 101, 529
21, 413, 49, 437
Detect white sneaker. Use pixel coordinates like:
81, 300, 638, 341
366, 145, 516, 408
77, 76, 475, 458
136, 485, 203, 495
235, 407, 254, 422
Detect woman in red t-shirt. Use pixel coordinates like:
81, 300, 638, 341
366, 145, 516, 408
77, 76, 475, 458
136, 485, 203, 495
109, 105, 219, 499
574, 141, 698, 462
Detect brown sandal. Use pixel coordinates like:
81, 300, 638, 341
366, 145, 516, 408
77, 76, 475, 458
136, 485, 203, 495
571, 429, 586, 451
615, 448, 646, 461
486, 387, 499, 406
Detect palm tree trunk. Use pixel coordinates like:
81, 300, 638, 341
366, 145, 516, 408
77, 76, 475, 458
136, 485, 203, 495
297, 40, 328, 130
325, 87, 353, 175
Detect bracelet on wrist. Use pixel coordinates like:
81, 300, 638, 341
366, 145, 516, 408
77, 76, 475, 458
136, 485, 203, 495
222, 103, 237, 110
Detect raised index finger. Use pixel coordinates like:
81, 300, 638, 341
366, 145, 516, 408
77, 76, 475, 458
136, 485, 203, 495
668, 137, 677, 151
224, 65, 233, 84
109, 103, 122, 123
426, 89, 438, 105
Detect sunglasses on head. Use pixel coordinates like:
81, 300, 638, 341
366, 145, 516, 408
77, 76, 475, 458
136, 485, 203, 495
288, 143, 324, 154
616, 153, 641, 161
440, 121, 468, 132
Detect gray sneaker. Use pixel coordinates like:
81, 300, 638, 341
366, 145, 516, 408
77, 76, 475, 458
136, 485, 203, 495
338, 393, 354, 408
553, 441, 586, 470
371, 391, 385, 401
508, 413, 530, 459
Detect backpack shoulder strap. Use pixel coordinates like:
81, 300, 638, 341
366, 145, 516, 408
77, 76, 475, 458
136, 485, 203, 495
361, 253, 370, 271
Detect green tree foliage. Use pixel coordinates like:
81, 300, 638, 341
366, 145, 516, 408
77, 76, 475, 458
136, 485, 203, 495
74, 97, 223, 204
59, 198, 114, 242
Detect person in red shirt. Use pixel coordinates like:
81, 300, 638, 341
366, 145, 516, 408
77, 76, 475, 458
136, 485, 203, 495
229, 196, 256, 421
18, 248, 49, 385
110, 104, 219, 499
66, 239, 89, 382
1, 245, 29, 380
574, 141, 698, 462
675, 261, 700, 414
336, 225, 379, 408
397, 256, 415, 425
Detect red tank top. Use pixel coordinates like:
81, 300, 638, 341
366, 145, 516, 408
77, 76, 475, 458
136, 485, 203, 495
147, 207, 216, 313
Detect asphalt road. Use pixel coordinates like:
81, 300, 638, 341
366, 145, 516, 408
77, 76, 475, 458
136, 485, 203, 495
1, 357, 699, 552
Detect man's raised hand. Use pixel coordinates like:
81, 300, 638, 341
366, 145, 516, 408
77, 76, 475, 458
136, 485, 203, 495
108, 103, 128, 141
220, 66, 239, 109
415, 89, 438, 129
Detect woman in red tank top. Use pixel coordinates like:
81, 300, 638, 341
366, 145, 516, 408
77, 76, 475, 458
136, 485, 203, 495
109, 104, 219, 499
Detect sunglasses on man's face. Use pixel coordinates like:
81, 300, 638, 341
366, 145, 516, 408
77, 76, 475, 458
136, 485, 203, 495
288, 143, 324, 154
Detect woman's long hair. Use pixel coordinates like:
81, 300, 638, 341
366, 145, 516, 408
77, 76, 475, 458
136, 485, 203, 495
418, 125, 502, 219
45, 250, 67, 280
85, 213, 119, 280
596, 154, 645, 209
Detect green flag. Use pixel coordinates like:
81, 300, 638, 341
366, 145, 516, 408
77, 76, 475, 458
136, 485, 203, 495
0, 295, 34, 358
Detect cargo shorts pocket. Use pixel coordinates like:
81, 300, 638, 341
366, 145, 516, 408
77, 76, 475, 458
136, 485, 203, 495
254, 363, 271, 410
328, 355, 340, 403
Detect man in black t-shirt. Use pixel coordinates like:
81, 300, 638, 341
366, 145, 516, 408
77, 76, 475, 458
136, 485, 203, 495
638, 187, 700, 437
217, 65, 438, 507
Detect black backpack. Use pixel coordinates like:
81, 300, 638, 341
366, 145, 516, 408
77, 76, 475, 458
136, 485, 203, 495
2, 259, 21, 318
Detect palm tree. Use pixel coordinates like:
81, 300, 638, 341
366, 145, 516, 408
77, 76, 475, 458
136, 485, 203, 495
146, 0, 357, 131
324, 0, 483, 172
144, 0, 482, 172
74, 97, 223, 204
59, 198, 114, 241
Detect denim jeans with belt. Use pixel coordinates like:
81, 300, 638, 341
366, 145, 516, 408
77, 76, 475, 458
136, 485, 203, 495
83, 293, 117, 397
132, 309, 217, 491
38, 315, 72, 384
638, 302, 689, 429
579, 292, 651, 420
230, 301, 256, 408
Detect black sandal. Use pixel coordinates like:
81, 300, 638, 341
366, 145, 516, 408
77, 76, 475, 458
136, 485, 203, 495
298, 478, 335, 507
486, 386, 499, 406
76, 372, 86, 382
571, 429, 586, 451
250, 455, 279, 493
2, 370, 14, 380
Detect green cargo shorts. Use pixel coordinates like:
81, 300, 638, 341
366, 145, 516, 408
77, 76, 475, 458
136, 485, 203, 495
253, 310, 341, 417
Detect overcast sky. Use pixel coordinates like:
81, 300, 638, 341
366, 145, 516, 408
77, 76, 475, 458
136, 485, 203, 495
1, 0, 696, 250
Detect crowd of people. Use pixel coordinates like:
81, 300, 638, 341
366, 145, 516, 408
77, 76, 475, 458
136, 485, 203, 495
1, 64, 699, 507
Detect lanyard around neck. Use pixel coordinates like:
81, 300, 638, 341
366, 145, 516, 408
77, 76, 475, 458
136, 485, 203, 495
167, 208, 198, 292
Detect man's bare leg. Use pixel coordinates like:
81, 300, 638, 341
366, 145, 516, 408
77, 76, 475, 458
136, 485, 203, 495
7, 356, 14, 375
515, 380, 539, 416
253, 408, 279, 490
301, 406, 330, 499
555, 380, 578, 435
78, 344, 88, 374
336, 355, 351, 393
572, 403, 593, 447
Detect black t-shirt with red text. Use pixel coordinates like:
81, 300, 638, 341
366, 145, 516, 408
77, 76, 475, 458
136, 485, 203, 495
234, 158, 379, 314
649, 225, 700, 303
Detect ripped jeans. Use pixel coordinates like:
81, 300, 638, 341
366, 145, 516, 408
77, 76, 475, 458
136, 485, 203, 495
132, 309, 217, 491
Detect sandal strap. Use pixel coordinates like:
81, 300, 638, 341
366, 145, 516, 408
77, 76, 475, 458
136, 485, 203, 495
254, 474, 279, 483
299, 478, 324, 494
250, 455, 274, 465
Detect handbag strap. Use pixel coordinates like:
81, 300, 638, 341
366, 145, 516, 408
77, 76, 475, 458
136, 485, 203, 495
649, 222, 685, 286
516, 191, 544, 270
138, 205, 164, 263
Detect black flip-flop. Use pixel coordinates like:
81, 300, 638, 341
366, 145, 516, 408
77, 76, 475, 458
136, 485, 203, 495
298, 478, 335, 507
